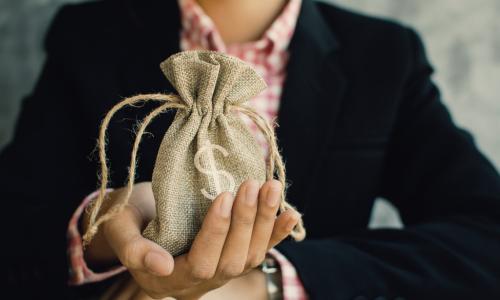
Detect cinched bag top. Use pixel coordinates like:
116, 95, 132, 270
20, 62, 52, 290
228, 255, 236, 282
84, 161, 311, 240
161, 50, 267, 117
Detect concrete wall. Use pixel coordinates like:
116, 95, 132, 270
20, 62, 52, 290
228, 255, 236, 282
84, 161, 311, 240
0, 0, 81, 147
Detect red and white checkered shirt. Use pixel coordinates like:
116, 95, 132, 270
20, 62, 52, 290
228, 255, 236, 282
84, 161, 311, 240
67, 0, 308, 299
179, 0, 300, 152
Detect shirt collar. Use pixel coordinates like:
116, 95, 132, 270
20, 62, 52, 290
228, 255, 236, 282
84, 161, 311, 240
178, 0, 302, 54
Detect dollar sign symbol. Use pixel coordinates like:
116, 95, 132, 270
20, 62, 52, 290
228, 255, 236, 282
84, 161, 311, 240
194, 142, 236, 200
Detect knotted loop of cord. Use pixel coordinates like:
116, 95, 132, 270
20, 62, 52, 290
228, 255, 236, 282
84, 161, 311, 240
82, 93, 185, 247
231, 104, 306, 241
82, 93, 306, 248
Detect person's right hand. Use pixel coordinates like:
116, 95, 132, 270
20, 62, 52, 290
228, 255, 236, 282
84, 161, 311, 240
84, 180, 301, 300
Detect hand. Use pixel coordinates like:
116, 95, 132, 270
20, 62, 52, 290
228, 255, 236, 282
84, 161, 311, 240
84, 179, 300, 299
100, 268, 267, 300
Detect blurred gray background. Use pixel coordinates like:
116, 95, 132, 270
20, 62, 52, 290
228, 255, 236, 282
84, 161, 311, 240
1, 0, 499, 227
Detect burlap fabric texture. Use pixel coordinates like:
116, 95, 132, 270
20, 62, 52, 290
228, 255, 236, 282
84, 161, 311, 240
83, 50, 306, 256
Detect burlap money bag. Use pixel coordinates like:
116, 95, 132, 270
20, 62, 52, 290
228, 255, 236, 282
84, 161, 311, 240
83, 50, 305, 256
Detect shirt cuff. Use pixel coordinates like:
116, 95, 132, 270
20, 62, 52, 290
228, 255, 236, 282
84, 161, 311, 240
66, 189, 127, 286
267, 247, 309, 300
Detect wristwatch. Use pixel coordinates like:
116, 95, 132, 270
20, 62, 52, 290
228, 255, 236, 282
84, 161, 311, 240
260, 253, 283, 300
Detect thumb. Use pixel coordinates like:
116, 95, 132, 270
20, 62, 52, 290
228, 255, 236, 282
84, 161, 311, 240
104, 206, 174, 276
124, 236, 175, 277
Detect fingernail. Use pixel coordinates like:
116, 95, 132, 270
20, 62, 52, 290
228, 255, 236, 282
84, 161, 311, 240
219, 193, 234, 218
286, 215, 299, 232
266, 182, 281, 207
145, 251, 170, 276
245, 180, 259, 205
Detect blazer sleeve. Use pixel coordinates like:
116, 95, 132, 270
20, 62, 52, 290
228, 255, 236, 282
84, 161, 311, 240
275, 28, 500, 300
4, 6, 99, 294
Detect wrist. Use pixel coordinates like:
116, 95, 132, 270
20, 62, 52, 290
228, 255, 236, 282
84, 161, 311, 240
83, 216, 119, 269
82, 191, 125, 267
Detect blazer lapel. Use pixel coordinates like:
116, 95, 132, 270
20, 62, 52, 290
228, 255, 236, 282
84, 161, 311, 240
104, 0, 183, 181
278, 0, 347, 212
118, 0, 182, 95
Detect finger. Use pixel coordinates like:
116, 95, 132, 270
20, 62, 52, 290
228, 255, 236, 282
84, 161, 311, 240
267, 208, 301, 250
217, 179, 260, 279
185, 191, 234, 281
104, 205, 174, 276
246, 180, 282, 269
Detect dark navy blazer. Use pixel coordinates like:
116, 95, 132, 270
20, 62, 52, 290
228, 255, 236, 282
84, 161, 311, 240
3, 0, 500, 299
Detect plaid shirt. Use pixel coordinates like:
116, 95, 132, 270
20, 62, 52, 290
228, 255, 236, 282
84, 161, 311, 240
179, 0, 299, 152
67, 0, 308, 299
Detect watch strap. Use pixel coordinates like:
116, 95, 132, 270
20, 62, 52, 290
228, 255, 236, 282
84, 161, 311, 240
260, 253, 283, 300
